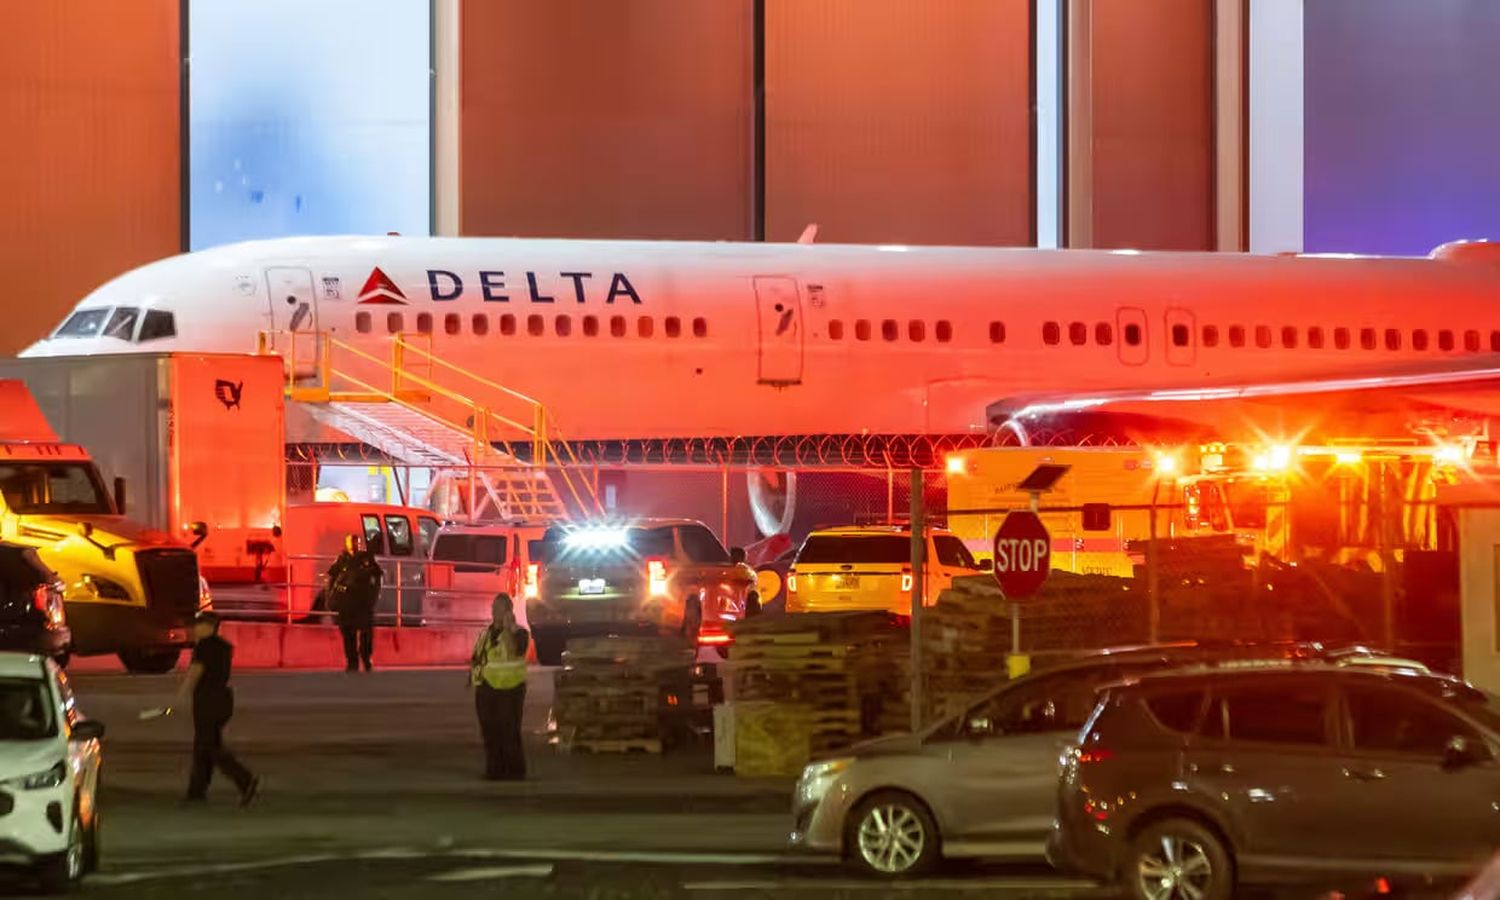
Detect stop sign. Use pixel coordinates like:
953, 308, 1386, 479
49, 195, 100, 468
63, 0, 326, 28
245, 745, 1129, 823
992, 511, 1051, 598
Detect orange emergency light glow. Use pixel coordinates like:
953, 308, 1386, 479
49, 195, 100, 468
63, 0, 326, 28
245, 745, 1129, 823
945, 455, 966, 475
523, 563, 540, 600
646, 558, 669, 597
1153, 452, 1178, 475
698, 632, 733, 646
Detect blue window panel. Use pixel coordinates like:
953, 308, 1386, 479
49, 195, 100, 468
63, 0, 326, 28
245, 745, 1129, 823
1305, 0, 1500, 256
188, 0, 430, 249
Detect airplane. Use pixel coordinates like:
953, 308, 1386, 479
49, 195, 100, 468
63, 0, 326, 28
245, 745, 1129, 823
19, 234, 1500, 450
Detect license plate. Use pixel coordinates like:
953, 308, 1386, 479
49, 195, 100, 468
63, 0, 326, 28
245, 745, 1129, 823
833, 574, 860, 589
578, 578, 607, 595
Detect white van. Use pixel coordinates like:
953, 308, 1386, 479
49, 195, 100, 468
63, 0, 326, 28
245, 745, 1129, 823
282, 502, 442, 624
426, 522, 548, 627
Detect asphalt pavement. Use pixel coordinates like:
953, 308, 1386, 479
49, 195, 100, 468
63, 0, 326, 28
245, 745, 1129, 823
6, 666, 1106, 899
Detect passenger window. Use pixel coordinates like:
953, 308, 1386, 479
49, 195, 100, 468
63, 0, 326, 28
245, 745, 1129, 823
909, 321, 926, 342
1201, 325, 1219, 348
443, 313, 461, 336
638, 317, 653, 338
1124, 323, 1142, 346
555, 315, 572, 337
1412, 329, 1428, 351
500, 314, 516, 336
989, 321, 1006, 344
1255, 326, 1272, 348
1143, 689, 1206, 734
383, 515, 414, 556
882, 319, 899, 342
432, 533, 507, 567
665, 316, 681, 338
1334, 327, 1350, 350
610, 315, 627, 337
417, 518, 440, 557
1095, 323, 1113, 346
1385, 328, 1401, 351
935, 321, 953, 343
416, 312, 432, 334
1069, 322, 1087, 345
933, 535, 978, 569
528, 315, 545, 336
386, 312, 404, 334
1308, 326, 1324, 349
355, 312, 372, 334
471, 314, 488, 336
1346, 687, 1488, 761
1212, 682, 1329, 746
693, 317, 708, 338
1043, 321, 1061, 345
361, 515, 385, 555
1280, 326, 1296, 349
1228, 326, 1245, 348
139, 310, 176, 341
582, 315, 599, 337
979, 671, 1104, 736
1438, 330, 1454, 351
1361, 328, 1377, 350
856, 320, 872, 341
1489, 330, 1500, 352
1172, 324, 1190, 347
828, 320, 844, 341
1465, 330, 1481, 352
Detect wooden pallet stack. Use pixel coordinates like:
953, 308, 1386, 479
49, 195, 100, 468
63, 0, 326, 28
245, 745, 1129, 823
920, 575, 1012, 723
726, 612, 906, 776
553, 635, 697, 754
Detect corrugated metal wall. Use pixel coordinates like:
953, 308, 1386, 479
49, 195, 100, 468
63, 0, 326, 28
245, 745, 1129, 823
764, 0, 1033, 246
460, 0, 754, 240
1069, 0, 1215, 250
0, 1, 181, 356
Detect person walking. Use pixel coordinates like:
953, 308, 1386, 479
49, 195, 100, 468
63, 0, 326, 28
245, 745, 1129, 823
176, 611, 258, 804
327, 533, 382, 672
469, 594, 529, 780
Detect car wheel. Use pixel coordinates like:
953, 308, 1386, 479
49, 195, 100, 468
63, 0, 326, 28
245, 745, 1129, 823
1126, 818, 1233, 900
846, 790, 940, 877
119, 649, 181, 675
37, 808, 84, 894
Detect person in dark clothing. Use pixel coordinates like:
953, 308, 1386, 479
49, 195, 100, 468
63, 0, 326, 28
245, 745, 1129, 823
326, 533, 382, 672
469, 594, 529, 780
176, 611, 258, 804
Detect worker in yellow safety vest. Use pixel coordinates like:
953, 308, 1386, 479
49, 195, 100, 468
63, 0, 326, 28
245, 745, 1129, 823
469, 593, 530, 780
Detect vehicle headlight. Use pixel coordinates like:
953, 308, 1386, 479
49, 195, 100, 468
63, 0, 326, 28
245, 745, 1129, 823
3, 761, 66, 791
796, 757, 855, 804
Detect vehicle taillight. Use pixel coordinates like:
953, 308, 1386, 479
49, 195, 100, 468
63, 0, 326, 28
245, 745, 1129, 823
646, 558, 669, 597
31, 585, 47, 614
901, 570, 913, 593
524, 563, 540, 600
699, 632, 732, 646
1076, 748, 1114, 765
34, 585, 63, 626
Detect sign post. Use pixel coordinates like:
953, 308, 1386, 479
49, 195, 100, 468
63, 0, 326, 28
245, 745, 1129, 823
993, 510, 1051, 679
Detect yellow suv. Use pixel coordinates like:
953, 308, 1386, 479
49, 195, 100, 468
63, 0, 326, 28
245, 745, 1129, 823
785, 526, 989, 615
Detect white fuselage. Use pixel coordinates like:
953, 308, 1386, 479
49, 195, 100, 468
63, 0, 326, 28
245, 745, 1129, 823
20, 235, 1500, 440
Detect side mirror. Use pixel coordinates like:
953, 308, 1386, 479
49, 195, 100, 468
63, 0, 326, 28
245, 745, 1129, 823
978, 558, 994, 572
729, 547, 747, 566
113, 477, 127, 516
1443, 735, 1483, 770
78, 522, 94, 539
71, 720, 105, 742
188, 521, 209, 550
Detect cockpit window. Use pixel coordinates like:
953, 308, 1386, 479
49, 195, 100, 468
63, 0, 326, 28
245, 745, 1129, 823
55, 309, 109, 338
138, 310, 176, 342
102, 307, 140, 341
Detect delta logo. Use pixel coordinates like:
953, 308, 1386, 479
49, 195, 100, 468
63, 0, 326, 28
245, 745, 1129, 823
356, 267, 408, 305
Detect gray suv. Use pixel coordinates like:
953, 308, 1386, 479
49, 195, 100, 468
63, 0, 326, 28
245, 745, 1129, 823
1050, 665, 1500, 899
789, 643, 1414, 876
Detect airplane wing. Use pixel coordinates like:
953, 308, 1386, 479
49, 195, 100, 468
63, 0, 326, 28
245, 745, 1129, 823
988, 358, 1500, 444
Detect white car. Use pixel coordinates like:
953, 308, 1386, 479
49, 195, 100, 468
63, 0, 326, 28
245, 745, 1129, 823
0, 653, 103, 893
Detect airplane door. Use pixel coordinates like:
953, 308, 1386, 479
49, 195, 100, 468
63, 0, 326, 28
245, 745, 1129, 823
1116, 307, 1149, 366
1165, 308, 1196, 366
752, 276, 804, 385
265, 267, 320, 376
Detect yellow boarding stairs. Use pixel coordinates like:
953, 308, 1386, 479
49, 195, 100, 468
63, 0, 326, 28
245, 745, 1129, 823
258, 331, 600, 522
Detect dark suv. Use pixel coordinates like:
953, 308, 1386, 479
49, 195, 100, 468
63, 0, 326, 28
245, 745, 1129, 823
0, 543, 71, 662
1049, 665, 1500, 899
